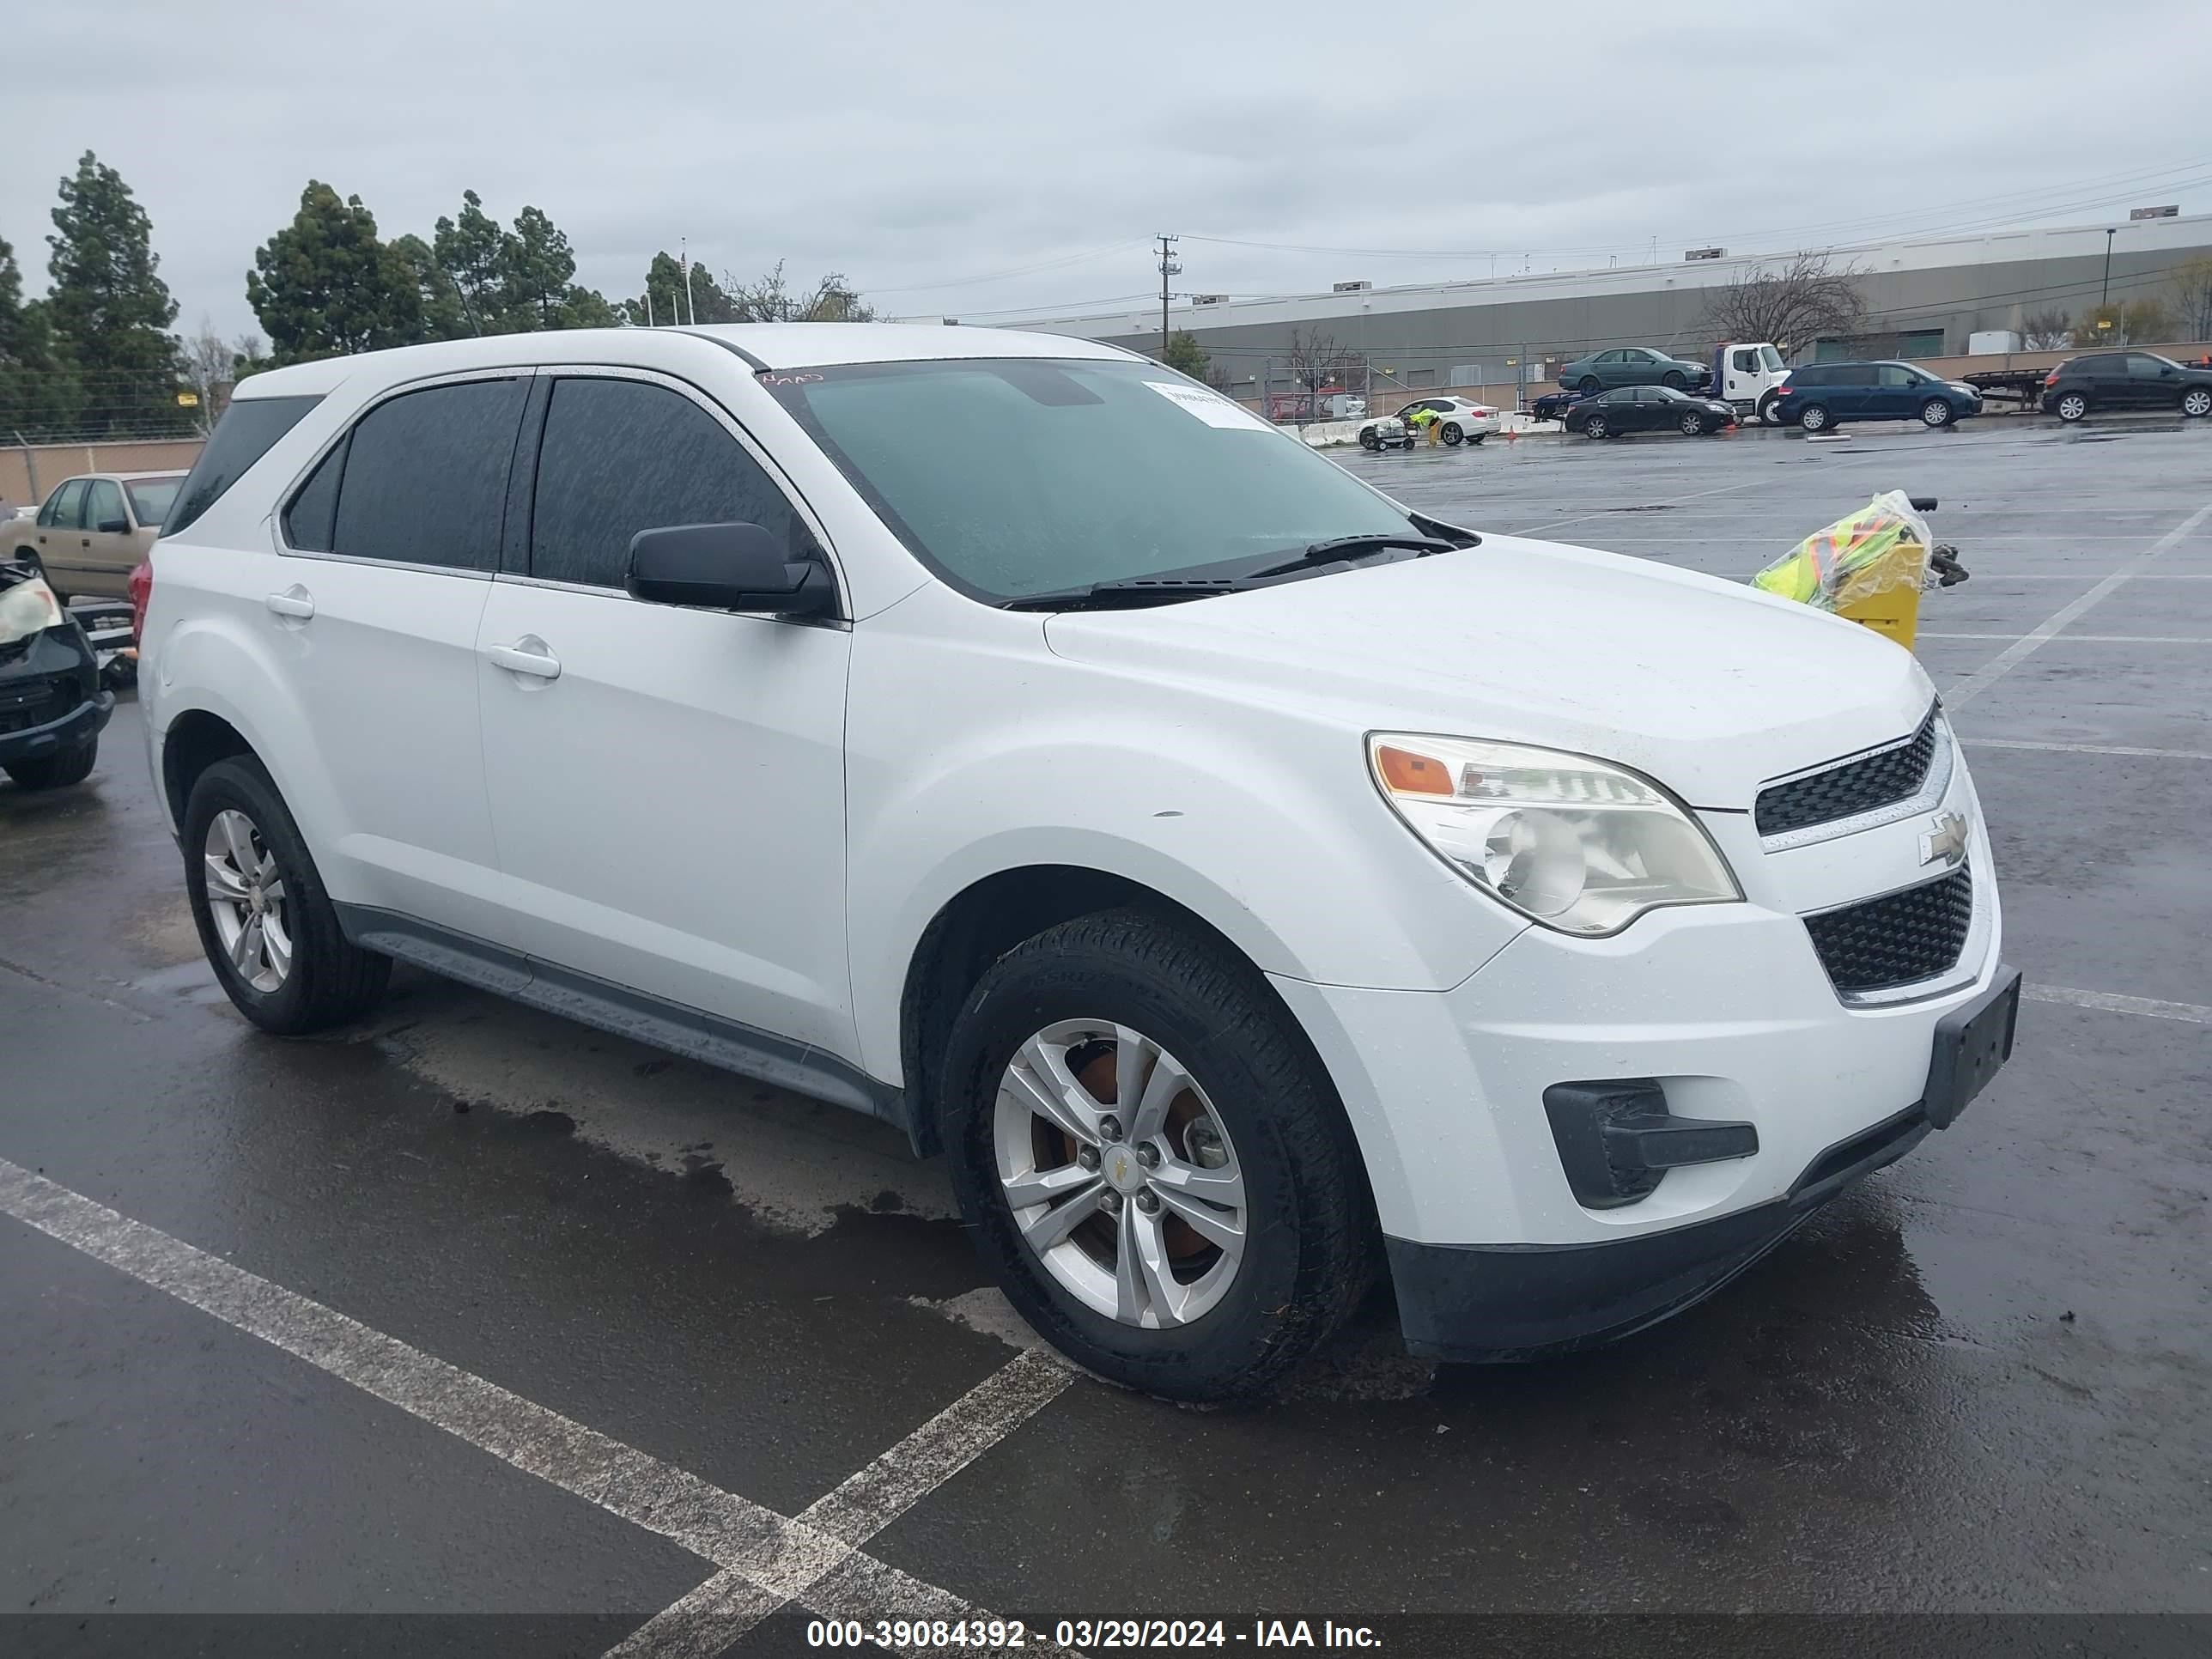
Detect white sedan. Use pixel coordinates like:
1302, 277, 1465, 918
1360, 396, 1502, 448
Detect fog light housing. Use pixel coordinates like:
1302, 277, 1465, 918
1542, 1080, 1760, 1209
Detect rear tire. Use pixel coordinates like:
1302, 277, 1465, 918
1798, 403, 1832, 433
942, 908, 1373, 1401
3, 735, 97, 790
1583, 414, 1609, 439
1920, 398, 1954, 428
2183, 387, 2212, 418
1578, 376, 1601, 395
184, 755, 391, 1035
2055, 392, 2088, 422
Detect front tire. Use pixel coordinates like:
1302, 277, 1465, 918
942, 908, 1373, 1401
3, 735, 97, 790
1757, 392, 1784, 426
1662, 371, 1686, 390
12, 550, 65, 602
2183, 387, 2212, 418
1798, 403, 1832, 433
1442, 422, 1464, 446
1359, 428, 1381, 451
184, 756, 391, 1034
1920, 398, 1954, 428
2055, 392, 2088, 422
1679, 412, 1706, 435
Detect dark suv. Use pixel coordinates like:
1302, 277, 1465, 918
2041, 352, 2212, 422
1771, 362, 1982, 432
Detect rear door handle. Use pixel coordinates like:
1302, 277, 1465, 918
485, 638, 561, 681
264, 586, 315, 619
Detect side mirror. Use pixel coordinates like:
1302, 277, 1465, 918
625, 522, 836, 617
97, 519, 131, 534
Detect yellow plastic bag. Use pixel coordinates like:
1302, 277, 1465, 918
1753, 489, 1931, 647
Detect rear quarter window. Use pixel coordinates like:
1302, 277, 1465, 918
164, 395, 323, 537
329, 378, 527, 572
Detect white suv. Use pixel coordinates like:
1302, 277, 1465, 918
142, 325, 2019, 1400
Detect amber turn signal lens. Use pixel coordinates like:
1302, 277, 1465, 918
1376, 744, 1454, 795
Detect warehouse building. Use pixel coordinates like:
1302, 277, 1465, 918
1002, 213, 2212, 399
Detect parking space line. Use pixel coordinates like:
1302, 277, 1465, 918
1963, 737, 2212, 762
2024, 983, 2211, 1024
616, 1350, 1072, 1656
1923, 634, 2212, 644
1943, 499, 2212, 708
0, 1158, 1078, 1656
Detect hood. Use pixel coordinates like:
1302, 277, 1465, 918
1044, 535, 1933, 809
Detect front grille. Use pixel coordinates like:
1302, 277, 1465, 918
1757, 709, 1939, 837
1804, 865, 1973, 994
0, 673, 79, 736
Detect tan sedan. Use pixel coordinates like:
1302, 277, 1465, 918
6, 470, 185, 599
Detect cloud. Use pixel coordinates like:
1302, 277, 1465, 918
4, 0, 2208, 338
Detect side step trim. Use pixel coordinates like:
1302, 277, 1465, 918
334, 903, 906, 1133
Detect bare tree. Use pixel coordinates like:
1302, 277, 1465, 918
2168, 257, 2212, 344
1279, 327, 1358, 416
1698, 251, 1867, 358
180, 317, 260, 430
2019, 308, 2074, 351
724, 260, 877, 323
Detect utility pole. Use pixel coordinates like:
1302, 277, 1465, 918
1157, 234, 1181, 362
2101, 227, 2117, 310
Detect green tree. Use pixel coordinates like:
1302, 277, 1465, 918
388, 233, 469, 339
626, 251, 738, 325
0, 234, 82, 437
246, 182, 424, 362
44, 151, 184, 434
2072, 299, 2172, 348
1161, 330, 1210, 379
501, 205, 575, 329
432, 190, 512, 336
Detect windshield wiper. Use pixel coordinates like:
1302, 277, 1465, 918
1000, 576, 1242, 611
1237, 533, 1457, 580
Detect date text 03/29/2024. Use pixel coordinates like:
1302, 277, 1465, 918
804, 1618, 1382, 1649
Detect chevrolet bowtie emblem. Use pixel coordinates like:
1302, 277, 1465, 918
1919, 811, 1970, 868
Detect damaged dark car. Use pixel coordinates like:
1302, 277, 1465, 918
0, 559, 111, 790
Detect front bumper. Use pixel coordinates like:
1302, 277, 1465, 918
0, 685, 112, 765
1266, 722, 2007, 1358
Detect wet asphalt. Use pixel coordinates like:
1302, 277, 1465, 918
2, 412, 2208, 1653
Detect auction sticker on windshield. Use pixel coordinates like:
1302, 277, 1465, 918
1144, 380, 1274, 431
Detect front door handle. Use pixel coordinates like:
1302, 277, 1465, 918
265, 586, 315, 620
485, 638, 562, 681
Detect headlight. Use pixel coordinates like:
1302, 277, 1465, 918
1367, 733, 1740, 937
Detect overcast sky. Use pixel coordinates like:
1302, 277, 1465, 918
9, 1, 2211, 343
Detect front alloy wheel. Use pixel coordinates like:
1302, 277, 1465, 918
1680, 411, 1705, 435
1921, 398, 1954, 428
204, 808, 292, 992
2184, 387, 2212, 418
996, 1021, 1246, 1328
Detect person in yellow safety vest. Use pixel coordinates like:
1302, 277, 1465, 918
1407, 406, 1443, 446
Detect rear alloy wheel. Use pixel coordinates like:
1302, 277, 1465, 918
2056, 392, 2088, 422
1920, 398, 1954, 428
944, 908, 1372, 1401
2183, 387, 2212, 418
1680, 411, 1706, 435
1798, 403, 1832, 433
184, 756, 391, 1033
1583, 414, 1609, 439
1442, 422, 1464, 446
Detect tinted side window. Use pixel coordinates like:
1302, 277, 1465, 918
529, 377, 800, 588
1791, 368, 1832, 387
332, 379, 526, 572
1836, 366, 1878, 386
87, 479, 127, 528
42, 479, 88, 528
283, 435, 347, 553
166, 395, 322, 537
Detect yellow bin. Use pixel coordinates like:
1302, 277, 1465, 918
1833, 538, 1928, 651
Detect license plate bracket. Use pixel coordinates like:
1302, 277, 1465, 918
1923, 966, 2021, 1130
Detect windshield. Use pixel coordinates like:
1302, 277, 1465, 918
764, 358, 1417, 601
125, 477, 180, 526
1758, 345, 1784, 371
